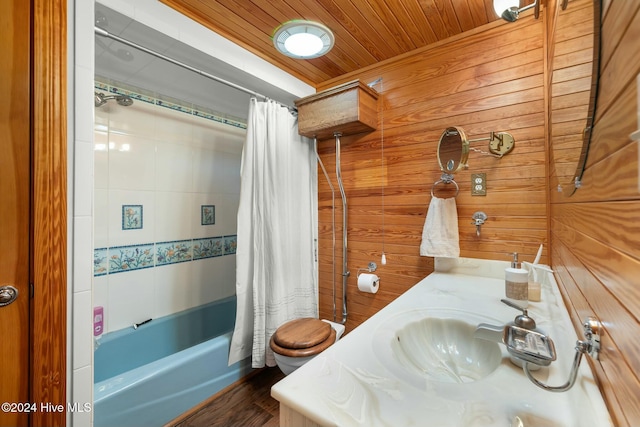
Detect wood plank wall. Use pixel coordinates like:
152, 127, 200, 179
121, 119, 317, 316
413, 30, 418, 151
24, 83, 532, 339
314, 15, 547, 331
550, 0, 640, 425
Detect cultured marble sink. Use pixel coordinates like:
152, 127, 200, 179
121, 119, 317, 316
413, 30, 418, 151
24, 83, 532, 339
373, 309, 503, 389
272, 258, 613, 427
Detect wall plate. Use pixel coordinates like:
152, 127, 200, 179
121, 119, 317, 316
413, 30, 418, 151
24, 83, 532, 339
471, 173, 486, 196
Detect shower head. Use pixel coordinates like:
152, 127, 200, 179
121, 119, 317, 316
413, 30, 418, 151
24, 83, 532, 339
95, 92, 107, 107
94, 92, 134, 107
115, 95, 134, 106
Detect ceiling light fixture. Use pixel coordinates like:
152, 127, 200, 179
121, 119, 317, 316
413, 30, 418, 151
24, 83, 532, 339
273, 20, 334, 59
493, 0, 539, 22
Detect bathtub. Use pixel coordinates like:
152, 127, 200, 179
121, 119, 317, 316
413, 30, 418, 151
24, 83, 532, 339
93, 296, 253, 427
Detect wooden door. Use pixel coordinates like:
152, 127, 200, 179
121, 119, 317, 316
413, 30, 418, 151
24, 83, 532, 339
0, 1, 31, 426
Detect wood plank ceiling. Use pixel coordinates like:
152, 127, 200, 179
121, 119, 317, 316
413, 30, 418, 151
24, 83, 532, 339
160, 0, 536, 87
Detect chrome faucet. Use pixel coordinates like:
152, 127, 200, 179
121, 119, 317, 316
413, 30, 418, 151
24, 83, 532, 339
475, 299, 556, 367
474, 301, 602, 392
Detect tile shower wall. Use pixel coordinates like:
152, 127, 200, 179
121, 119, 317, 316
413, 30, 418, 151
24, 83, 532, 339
93, 83, 246, 333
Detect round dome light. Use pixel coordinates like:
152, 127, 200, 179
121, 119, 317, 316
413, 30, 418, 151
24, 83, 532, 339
273, 20, 334, 59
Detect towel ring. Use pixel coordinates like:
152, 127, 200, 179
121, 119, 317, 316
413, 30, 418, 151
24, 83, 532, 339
431, 178, 459, 198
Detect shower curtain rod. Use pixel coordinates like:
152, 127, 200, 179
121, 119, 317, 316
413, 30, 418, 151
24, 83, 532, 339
94, 26, 295, 111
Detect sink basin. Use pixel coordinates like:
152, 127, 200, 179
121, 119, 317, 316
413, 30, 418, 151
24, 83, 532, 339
373, 309, 503, 388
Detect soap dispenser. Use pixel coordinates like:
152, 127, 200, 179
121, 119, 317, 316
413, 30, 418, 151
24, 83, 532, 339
505, 252, 528, 306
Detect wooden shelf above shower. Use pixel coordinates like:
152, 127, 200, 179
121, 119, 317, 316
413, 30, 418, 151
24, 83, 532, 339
295, 80, 379, 140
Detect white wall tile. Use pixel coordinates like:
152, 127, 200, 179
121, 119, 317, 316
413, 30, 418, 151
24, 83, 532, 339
74, 141, 94, 216
219, 194, 240, 233
213, 151, 242, 194
107, 133, 156, 191
94, 189, 109, 248
153, 262, 194, 318
71, 365, 93, 427
192, 148, 241, 194
155, 142, 193, 192
94, 130, 109, 190
107, 102, 158, 138
107, 268, 155, 331
191, 147, 217, 193
191, 256, 236, 306
73, 216, 93, 293
75, 65, 96, 143
152, 108, 194, 144
190, 120, 245, 152
155, 191, 192, 242
72, 0, 95, 422
73, 290, 92, 369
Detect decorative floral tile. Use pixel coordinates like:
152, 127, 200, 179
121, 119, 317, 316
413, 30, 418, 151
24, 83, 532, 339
122, 205, 143, 230
193, 237, 223, 260
156, 240, 192, 266
94, 248, 108, 276
224, 235, 237, 255
222, 118, 247, 129
201, 205, 215, 225
109, 243, 155, 274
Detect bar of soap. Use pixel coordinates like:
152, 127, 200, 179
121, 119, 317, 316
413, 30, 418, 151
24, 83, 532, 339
528, 281, 541, 302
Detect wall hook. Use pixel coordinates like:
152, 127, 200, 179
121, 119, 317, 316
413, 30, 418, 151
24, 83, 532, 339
472, 211, 487, 237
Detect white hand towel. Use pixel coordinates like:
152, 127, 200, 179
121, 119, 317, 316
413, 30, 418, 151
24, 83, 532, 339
420, 196, 460, 258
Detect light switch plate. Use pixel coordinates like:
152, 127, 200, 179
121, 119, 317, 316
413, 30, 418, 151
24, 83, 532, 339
471, 173, 486, 196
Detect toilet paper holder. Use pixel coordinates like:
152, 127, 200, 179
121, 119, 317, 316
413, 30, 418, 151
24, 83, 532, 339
356, 262, 377, 276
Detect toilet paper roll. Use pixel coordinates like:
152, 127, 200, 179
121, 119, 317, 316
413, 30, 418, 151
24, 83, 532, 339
357, 273, 379, 294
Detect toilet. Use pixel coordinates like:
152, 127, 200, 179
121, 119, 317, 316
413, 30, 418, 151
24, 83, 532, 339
270, 318, 345, 375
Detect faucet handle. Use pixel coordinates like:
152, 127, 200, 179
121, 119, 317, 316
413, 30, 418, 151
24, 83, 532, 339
501, 299, 536, 330
501, 298, 526, 313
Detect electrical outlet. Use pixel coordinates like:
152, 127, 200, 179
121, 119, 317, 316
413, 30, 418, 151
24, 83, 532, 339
471, 173, 486, 196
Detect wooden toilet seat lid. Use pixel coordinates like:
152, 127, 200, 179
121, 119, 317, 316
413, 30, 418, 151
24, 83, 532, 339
270, 328, 336, 357
272, 318, 331, 349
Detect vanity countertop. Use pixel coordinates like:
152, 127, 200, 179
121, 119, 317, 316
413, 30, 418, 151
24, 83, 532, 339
271, 257, 613, 427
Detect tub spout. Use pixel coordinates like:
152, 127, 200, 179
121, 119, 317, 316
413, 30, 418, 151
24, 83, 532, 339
474, 323, 505, 343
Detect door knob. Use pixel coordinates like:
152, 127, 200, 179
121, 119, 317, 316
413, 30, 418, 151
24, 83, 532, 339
0, 285, 19, 307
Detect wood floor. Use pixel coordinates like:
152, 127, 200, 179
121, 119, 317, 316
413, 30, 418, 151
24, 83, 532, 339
168, 367, 286, 427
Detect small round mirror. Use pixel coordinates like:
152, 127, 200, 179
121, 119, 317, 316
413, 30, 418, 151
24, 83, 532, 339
437, 127, 469, 174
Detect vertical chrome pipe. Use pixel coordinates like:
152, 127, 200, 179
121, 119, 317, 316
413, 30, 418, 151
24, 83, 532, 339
315, 138, 337, 322
335, 133, 349, 325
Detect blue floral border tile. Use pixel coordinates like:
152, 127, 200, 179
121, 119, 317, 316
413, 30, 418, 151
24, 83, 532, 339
95, 82, 110, 91
193, 237, 223, 260
109, 87, 155, 105
224, 235, 237, 255
201, 205, 215, 225
95, 235, 237, 275
157, 99, 193, 114
109, 243, 155, 274
156, 240, 193, 266
122, 205, 143, 230
94, 248, 108, 276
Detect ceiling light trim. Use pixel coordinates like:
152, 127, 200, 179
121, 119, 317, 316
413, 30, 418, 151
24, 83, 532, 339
273, 20, 335, 59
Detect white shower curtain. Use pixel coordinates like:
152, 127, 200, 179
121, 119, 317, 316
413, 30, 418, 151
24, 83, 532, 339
228, 98, 319, 368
